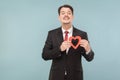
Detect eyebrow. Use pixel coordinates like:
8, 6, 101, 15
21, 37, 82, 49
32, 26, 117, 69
60, 11, 72, 13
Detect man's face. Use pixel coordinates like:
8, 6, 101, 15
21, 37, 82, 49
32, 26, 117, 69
59, 7, 74, 24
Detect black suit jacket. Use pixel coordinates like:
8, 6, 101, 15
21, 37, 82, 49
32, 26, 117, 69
42, 27, 94, 80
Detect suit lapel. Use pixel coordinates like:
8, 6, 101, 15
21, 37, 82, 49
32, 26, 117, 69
55, 27, 80, 53
68, 27, 78, 53
56, 27, 63, 46
72, 27, 78, 37
56, 27, 78, 45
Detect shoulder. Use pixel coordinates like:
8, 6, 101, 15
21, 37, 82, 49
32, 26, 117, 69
73, 27, 88, 39
47, 27, 61, 36
49, 27, 61, 33
73, 27, 87, 34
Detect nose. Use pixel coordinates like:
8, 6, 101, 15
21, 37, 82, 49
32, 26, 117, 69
65, 12, 69, 16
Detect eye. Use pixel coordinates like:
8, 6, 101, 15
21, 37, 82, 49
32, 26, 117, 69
61, 12, 65, 15
67, 12, 72, 15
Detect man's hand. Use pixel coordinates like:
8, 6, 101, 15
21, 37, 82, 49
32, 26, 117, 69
60, 41, 71, 51
80, 39, 91, 52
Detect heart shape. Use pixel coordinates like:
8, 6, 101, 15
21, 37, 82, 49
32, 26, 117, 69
69, 36, 81, 49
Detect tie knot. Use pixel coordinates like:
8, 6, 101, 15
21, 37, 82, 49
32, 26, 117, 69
64, 31, 69, 34
64, 31, 69, 41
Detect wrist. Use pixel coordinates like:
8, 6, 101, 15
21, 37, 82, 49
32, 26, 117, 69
86, 48, 91, 54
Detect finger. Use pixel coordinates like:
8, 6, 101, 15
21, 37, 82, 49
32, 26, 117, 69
80, 44, 85, 48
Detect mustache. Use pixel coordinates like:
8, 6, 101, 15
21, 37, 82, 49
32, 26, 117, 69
63, 16, 70, 19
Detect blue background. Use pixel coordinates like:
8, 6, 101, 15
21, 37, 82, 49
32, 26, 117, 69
0, 0, 120, 80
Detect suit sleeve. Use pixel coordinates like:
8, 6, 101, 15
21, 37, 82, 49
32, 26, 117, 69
81, 32, 94, 62
82, 49, 94, 62
42, 31, 62, 60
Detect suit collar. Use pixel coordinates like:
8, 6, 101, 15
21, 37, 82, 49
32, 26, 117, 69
73, 27, 78, 36
56, 26, 78, 45
55, 26, 80, 53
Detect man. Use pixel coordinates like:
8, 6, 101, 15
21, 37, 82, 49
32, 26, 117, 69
42, 4, 94, 80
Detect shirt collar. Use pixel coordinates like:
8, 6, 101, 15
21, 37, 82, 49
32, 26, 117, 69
62, 26, 73, 34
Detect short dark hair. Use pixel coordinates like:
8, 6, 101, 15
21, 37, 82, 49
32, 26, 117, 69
58, 4, 74, 15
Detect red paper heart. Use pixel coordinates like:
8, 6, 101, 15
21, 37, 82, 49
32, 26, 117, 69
69, 36, 81, 49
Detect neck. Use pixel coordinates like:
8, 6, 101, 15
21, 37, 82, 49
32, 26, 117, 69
62, 23, 72, 30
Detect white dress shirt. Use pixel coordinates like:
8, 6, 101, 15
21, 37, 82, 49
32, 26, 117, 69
62, 26, 73, 54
